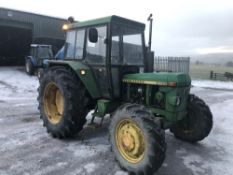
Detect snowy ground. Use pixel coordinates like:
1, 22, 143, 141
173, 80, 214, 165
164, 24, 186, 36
0, 67, 233, 175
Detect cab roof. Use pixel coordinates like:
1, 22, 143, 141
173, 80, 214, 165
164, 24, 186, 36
68, 15, 145, 31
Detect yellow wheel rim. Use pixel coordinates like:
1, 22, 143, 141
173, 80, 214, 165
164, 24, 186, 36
115, 119, 145, 164
43, 82, 64, 124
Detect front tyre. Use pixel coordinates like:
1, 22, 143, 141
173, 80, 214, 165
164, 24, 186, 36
38, 67, 91, 138
109, 104, 166, 175
171, 95, 213, 143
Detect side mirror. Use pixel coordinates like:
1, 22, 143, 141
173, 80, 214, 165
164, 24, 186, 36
89, 28, 98, 43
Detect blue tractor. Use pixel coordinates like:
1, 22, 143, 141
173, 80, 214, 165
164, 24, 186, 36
25, 44, 53, 75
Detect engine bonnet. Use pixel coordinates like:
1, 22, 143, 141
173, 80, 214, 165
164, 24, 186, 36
123, 72, 191, 87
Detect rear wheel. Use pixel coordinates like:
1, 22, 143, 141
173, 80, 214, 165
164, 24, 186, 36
109, 104, 166, 175
171, 95, 213, 143
38, 66, 91, 138
25, 59, 34, 75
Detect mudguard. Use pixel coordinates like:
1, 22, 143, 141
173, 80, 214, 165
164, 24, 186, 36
46, 60, 101, 99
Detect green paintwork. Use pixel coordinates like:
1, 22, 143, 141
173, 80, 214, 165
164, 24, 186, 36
123, 72, 191, 87
47, 60, 101, 98
68, 16, 112, 29
122, 72, 191, 128
92, 99, 110, 118
152, 84, 190, 124
46, 15, 194, 131
155, 92, 164, 102
149, 107, 188, 128
66, 15, 145, 31
152, 85, 190, 125
160, 86, 190, 122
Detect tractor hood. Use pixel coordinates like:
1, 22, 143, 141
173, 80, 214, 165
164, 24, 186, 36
123, 72, 191, 87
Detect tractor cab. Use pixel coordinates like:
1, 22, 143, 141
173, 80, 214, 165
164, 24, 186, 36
62, 16, 147, 98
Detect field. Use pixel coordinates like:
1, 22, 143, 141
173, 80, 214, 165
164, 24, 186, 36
190, 64, 233, 80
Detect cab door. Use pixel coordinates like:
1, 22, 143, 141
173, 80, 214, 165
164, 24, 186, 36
85, 26, 111, 98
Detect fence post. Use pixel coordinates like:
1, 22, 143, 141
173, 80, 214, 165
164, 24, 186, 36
210, 71, 213, 79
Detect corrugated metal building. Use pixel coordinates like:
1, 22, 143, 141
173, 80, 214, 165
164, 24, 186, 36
0, 8, 67, 65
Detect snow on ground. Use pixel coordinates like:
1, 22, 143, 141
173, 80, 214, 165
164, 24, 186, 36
0, 67, 39, 101
174, 98, 233, 175
1, 67, 233, 175
192, 79, 233, 90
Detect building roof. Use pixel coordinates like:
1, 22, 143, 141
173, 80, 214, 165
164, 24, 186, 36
0, 7, 66, 21
0, 7, 67, 39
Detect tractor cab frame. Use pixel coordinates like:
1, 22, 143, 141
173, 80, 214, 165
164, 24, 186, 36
62, 16, 148, 99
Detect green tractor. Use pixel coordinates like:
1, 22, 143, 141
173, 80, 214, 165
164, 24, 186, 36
38, 15, 212, 174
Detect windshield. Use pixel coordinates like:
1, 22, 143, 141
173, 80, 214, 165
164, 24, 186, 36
37, 47, 53, 59
123, 34, 143, 65
65, 29, 86, 60
111, 25, 144, 65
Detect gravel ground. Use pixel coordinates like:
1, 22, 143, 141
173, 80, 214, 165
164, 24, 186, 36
0, 67, 233, 175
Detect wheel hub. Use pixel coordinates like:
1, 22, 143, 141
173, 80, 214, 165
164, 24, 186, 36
116, 119, 145, 164
121, 128, 135, 152
43, 82, 64, 124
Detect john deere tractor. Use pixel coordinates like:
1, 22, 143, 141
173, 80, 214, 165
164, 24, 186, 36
38, 15, 212, 175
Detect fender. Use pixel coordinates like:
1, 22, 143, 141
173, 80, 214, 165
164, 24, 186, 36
47, 60, 101, 99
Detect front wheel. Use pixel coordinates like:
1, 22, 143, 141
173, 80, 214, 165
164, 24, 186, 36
171, 95, 213, 143
109, 104, 166, 175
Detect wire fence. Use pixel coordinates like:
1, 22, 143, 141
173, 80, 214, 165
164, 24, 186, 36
154, 56, 190, 74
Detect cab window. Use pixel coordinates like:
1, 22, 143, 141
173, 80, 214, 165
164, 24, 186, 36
65, 30, 76, 58
123, 34, 143, 65
86, 26, 107, 64
75, 29, 85, 59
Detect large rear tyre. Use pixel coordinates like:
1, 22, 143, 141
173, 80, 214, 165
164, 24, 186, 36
171, 95, 213, 143
25, 59, 34, 75
38, 66, 91, 138
109, 104, 166, 175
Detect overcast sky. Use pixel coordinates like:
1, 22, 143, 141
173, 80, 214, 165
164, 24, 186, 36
1, 0, 233, 56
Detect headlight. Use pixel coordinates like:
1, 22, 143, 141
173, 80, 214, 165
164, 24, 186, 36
62, 24, 68, 31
